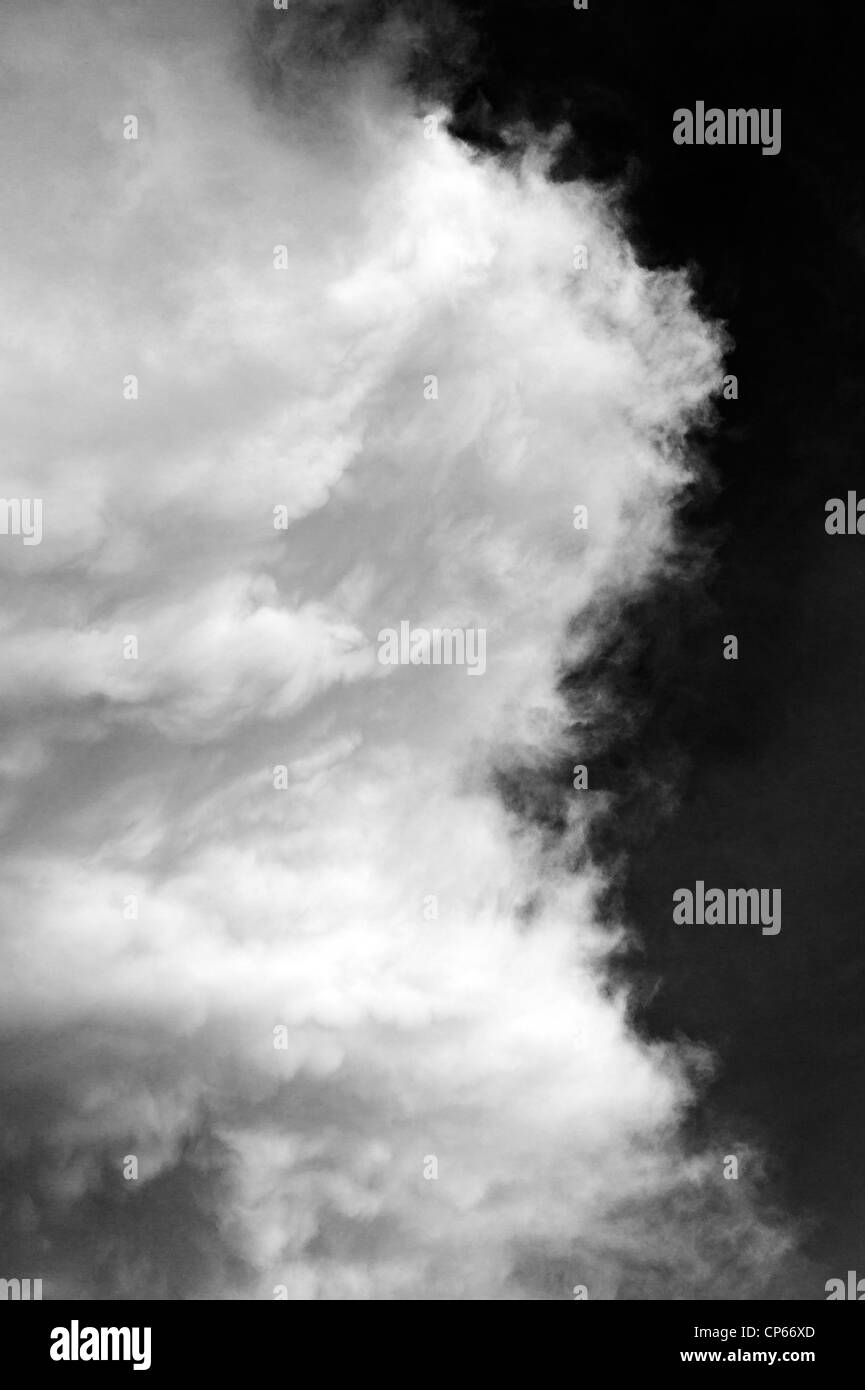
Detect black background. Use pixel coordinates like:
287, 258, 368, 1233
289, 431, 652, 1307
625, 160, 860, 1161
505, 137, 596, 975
441, 0, 865, 1296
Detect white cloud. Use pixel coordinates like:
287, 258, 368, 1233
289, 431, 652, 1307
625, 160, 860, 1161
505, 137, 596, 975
0, 0, 789, 1299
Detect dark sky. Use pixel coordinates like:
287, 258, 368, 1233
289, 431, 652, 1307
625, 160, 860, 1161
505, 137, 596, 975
444, 0, 865, 1294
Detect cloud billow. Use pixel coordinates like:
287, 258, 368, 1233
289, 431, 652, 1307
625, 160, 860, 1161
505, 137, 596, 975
0, 0, 789, 1299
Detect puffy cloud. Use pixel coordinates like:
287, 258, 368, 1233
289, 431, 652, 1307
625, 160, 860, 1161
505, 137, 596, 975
0, 0, 790, 1298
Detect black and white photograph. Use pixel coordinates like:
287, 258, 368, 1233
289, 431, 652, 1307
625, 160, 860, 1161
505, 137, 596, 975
1, 0, 863, 1352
